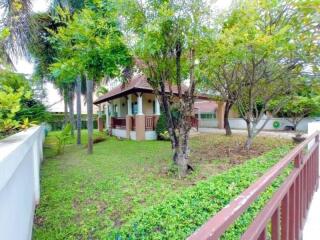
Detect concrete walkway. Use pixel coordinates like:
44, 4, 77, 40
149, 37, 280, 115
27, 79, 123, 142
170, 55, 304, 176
198, 127, 303, 139
303, 184, 320, 240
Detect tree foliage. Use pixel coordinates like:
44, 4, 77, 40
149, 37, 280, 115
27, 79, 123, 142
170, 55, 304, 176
49, 0, 132, 153
119, 0, 213, 176
204, 0, 319, 149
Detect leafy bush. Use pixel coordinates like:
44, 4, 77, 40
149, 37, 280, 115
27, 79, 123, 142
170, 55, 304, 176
55, 124, 72, 154
156, 108, 182, 140
15, 98, 51, 123
0, 70, 46, 136
112, 146, 292, 239
155, 113, 167, 139
0, 85, 30, 135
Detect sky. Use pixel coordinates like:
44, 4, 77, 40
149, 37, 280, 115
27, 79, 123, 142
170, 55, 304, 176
15, 0, 232, 75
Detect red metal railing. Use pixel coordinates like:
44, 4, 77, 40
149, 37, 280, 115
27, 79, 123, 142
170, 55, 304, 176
145, 115, 155, 130
131, 117, 136, 130
111, 117, 126, 129
188, 132, 319, 240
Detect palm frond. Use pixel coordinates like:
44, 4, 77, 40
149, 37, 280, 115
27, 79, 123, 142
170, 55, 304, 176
0, 0, 34, 58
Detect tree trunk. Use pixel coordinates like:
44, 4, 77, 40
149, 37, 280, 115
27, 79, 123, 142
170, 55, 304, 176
76, 76, 82, 145
63, 92, 68, 126
224, 101, 233, 136
173, 117, 193, 177
244, 121, 254, 150
68, 88, 75, 137
86, 78, 94, 154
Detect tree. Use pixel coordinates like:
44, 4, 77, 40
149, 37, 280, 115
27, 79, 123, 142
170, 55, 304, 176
270, 80, 320, 130
50, 1, 132, 154
0, 0, 33, 59
29, 1, 85, 140
120, 0, 212, 176
202, 11, 246, 136
215, 0, 319, 149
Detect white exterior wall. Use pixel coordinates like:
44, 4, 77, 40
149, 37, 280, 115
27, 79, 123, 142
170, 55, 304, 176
145, 131, 157, 140
0, 126, 45, 240
199, 119, 218, 128
130, 131, 137, 140
112, 129, 127, 138
44, 82, 98, 114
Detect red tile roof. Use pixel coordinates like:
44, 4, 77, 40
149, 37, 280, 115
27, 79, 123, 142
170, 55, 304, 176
94, 73, 210, 104
194, 101, 218, 113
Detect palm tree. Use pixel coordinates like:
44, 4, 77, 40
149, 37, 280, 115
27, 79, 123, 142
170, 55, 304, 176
29, 1, 85, 140
0, 0, 34, 59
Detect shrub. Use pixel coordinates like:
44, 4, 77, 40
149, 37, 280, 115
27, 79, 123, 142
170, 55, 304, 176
156, 109, 181, 140
112, 146, 292, 239
15, 98, 51, 123
55, 124, 72, 154
155, 113, 167, 139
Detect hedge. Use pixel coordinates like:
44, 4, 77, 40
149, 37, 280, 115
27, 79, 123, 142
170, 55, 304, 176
112, 145, 292, 240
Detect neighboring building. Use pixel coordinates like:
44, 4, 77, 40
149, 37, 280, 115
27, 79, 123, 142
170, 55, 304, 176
42, 82, 99, 114
93, 74, 227, 140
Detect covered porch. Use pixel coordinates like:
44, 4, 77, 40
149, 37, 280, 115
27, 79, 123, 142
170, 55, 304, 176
104, 92, 160, 140
93, 74, 201, 140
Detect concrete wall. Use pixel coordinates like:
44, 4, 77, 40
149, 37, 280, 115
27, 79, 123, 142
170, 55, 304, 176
0, 126, 45, 240
199, 119, 218, 128
145, 131, 157, 140
109, 94, 156, 117
142, 93, 155, 115
202, 117, 320, 132
112, 128, 127, 138
130, 131, 137, 140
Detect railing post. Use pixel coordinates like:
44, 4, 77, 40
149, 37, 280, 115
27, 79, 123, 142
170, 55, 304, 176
281, 194, 289, 240
271, 208, 280, 240
294, 153, 301, 237
289, 184, 295, 240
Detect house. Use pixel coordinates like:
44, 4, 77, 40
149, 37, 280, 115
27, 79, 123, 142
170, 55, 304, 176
93, 74, 227, 140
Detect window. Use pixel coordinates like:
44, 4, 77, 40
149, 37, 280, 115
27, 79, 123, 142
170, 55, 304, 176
114, 104, 118, 117
200, 112, 215, 119
132, 102, 138, 115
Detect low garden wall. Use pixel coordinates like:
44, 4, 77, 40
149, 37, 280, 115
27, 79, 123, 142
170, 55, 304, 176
0, 126, 45, 240
204, 117, 320, 132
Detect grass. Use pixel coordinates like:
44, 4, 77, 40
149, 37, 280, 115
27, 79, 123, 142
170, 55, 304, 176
33, 130, 292, 239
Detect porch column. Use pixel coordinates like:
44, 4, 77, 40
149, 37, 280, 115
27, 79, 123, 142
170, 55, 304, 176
127, 94, 132, 116
98, 105, 104, 132
109, 102, 114, 117
126, 95, 133, 139
154, 97, 161, 127
217, 101, 225, 129
105, 103, 109, 130
155, 97, 160, 115
136, 93, 145, 140
137, 93, 143, 115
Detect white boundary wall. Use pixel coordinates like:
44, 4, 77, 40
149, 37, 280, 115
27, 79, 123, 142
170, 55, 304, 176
201, 117, 320, 132
0, 126, 45, 240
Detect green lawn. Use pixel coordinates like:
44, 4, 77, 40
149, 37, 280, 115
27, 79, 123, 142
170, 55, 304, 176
33, 130, 292, 239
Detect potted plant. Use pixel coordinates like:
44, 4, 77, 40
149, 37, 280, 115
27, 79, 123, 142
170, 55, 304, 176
292, 132, 306, 143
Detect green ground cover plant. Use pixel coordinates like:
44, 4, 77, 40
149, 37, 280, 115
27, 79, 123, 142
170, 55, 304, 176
112, 146, 291, 239
33, 131, 292, 239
